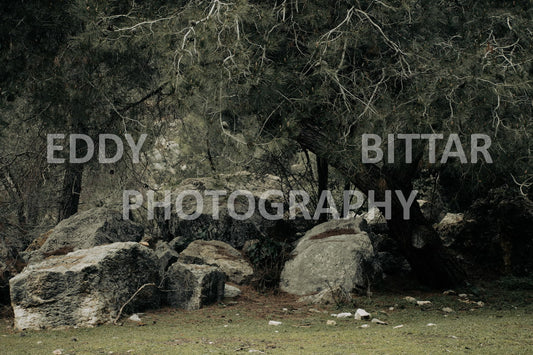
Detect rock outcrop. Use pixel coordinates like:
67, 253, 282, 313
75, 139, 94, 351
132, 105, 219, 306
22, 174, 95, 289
23, 208, 144, 264
149, 172, 298, 248
154, 241, 180, 277
280, 218, 375, 296
163, 262, 225, 310
179, 240, 254, 284
10, 242, 159, 330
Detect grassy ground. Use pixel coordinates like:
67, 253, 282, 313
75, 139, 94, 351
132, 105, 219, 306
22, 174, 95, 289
1, 284, 532, 354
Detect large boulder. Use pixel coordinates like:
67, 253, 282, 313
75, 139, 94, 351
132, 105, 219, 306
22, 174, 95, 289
10, 242, 159, 330
280, 217, 376, 296
148, 172, 299, 248
163, 262, 225, 310
23, 208, 144, 264
179, 240, 254, 284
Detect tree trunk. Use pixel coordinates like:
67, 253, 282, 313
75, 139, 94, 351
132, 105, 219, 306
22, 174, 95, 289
296, 123, 466, 288
316, 156, 329, 222
57, 162, 84, 222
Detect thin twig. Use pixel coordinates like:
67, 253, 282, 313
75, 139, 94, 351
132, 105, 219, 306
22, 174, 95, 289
114, 283, 156, 324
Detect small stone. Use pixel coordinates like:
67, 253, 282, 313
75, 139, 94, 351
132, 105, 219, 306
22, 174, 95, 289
52, 350, 63, 355
442, 307, 454, 313
224, 284, 242, 298
417, 300, 431, 306
37, 341, 43, 345
354, 309, 371, 320
360, 324, 369, 328
458, 293, 468, 298
404, 296, 417, 303
393, 324, 404, 329
371, 318, 387, 325
389, 307, 394, 311
128, 314, 142, 322
268, 320, 282, 326
477, 301, 485, 307
336, 312, 352, 318
326, 320, 337, 326
427, 323, 436, 326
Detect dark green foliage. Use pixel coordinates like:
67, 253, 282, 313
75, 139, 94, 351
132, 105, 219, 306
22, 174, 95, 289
246, 238, 291, 292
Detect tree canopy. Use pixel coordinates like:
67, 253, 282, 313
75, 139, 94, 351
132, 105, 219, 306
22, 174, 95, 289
1, 0, 531, 287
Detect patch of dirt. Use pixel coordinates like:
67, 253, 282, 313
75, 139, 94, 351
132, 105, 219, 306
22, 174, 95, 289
150, 285, 321, 321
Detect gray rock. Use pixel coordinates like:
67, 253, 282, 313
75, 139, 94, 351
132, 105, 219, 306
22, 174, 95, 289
354, 308, 371, 320
27, 208, 144, 264
371, 318, 387, 325
180, 240, 254, 285
168, 236, 191, 253
154, 241, 179, 277
224, 284, 241, 298
280, 217, 375, 296
10, 242, 159, 330
434, 213, 465, 247
149, 172, 298, 248
361, 207, 388, 233
163, 262, 225, 310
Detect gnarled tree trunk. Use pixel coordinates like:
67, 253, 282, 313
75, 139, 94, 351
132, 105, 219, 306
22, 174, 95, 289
57, 162, 84, 222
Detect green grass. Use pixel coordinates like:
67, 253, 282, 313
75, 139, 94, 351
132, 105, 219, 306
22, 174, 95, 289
1, 287, 532, 354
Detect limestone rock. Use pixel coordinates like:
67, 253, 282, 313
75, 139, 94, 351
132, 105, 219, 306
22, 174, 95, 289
163, 262, 225, 310
434, 213, 465, 247
25, 208, 144, 264
148, 172, 298, 248
10, 242, 159, 330
280, 218, 375, 296
180, 240, 253, 285
224, 284, 241, 298
354, 308, 371, 320
154, 241, 179, 277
